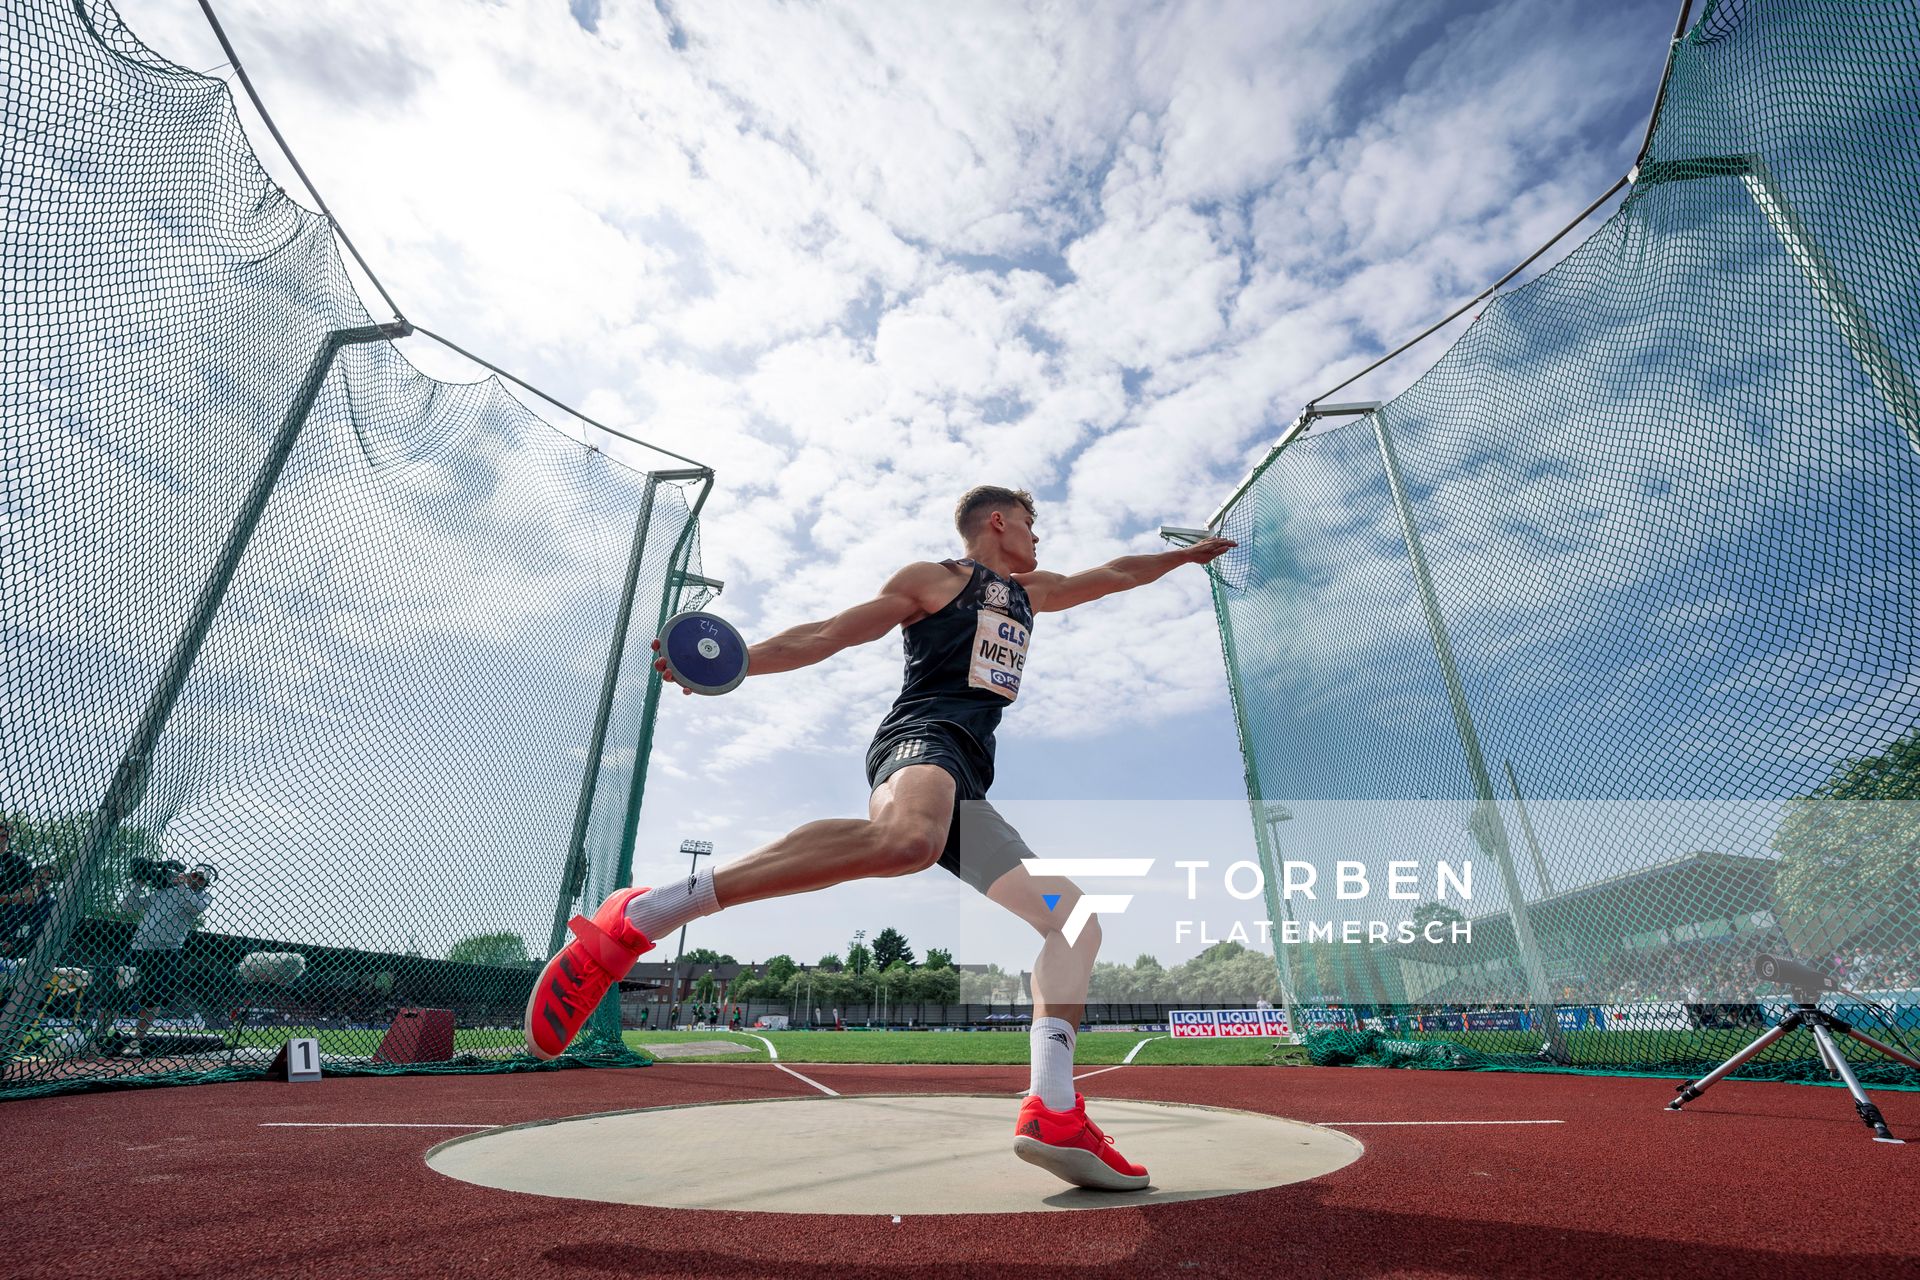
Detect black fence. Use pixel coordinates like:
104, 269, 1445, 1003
48, 918, 536, 1031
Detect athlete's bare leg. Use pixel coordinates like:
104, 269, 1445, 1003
987, 865, 1098, 1029
708, 765, 955, 908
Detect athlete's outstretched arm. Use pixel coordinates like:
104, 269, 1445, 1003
655, 561, 955, 688
1016, 537, 1235, 614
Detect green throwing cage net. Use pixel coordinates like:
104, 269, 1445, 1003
1209, 0, 1920, 1081
0, 0, 707, 1097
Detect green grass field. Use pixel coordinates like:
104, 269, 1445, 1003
210, 1022, 1895, 1077
622, 1028, 1308, 1066
223, 1027, 526, 1055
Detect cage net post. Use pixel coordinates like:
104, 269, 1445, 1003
579, 473, 717, 1050
1207, 0, 1920, 1080
0, 0, 705, 1097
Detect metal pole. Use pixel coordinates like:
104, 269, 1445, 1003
576, 468, 714, 1056
1372, 411, 1565, 1056
609, 470, 716, 886
1192, 542, 1303, 1033
1632, 154, 1920, 455
1504, 759, 1556, 899
1262, 805, 1302, 1042
547, 478, 660, 957
0, 322, 407, 1063
1739, 157, 1920, 455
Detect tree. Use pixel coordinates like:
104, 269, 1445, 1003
725, 973, 778, 1001
816, 952, 844, 972
1410, 901, 1467, 934
692, 971, 717, 1003
682, 947, 735, 965
3, 813, 167, 919
846, 941, 872, 975
958, 963, 1021, 1002
1773, 726, 1920, 952
906, 965, 960, 1001
872, 926, 915, 969
447, 932, 530, 968
765, 954, 798, 985
923, 947, 953, 970
1166, 941, 1280, 1003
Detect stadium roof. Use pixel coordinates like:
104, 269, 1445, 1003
1380, 850, 1778, 968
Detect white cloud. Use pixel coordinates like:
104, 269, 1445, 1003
71, 0, 1687, 962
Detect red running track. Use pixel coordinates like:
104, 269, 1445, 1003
1, 1063, 1916, 1279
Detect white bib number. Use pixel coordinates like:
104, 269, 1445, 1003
969, 612, 1029, 701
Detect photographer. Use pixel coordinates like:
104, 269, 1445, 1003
0, 822, 57, 960
117, 859, 214, 1056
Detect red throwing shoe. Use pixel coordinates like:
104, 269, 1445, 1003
524, 887, 656, 1059
1012, 1092, 1150, 1191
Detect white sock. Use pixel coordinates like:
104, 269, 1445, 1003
1029, 1017, 1076, 1111
623, 867, 719, 941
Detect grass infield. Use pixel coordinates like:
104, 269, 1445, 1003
622, 1028, 1310, 1066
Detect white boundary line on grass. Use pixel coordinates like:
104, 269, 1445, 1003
646, 1029, 833, 1095
667, 1030, 1165, 1096
1015, 1035, 1164, 1095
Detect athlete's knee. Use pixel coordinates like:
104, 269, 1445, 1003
869, 824, 943, 876
1032, 889, 1100, 953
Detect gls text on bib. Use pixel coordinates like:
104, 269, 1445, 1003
969, 612, 1028, 701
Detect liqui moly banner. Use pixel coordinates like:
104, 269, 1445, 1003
1169, 1009, 1292, 1038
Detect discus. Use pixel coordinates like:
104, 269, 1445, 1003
656, 610, 750, 695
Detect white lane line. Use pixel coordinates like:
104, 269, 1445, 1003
1068, 1063, 1128, 1083
743, 1033, 779, 1060
1313, 1119, 1566, 1126
1123, 1035, 1166, 1063
772, 1062, 839, 1097
1018, 1050, 1149, 1095
260, 1122, 497, 1129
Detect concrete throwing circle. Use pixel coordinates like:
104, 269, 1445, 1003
426, 1093, 1362, 1214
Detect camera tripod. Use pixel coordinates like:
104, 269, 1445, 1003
1667, 995, 1920, 1143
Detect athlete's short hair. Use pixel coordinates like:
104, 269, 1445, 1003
954, 485, 1036, 540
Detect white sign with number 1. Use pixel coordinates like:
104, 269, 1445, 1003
285, 1037, 321, 1082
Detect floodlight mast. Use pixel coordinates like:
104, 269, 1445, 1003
669, 838, 715, 1005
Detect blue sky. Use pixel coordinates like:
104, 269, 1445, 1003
97, 0, 1699, 970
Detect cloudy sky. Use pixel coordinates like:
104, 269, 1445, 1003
114, 0, 1680, 969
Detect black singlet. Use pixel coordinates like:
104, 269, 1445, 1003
869, 559, 1035, 788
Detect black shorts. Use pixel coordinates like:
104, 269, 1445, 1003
128, 948, 186, 1008
866, 724, 1032, 895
